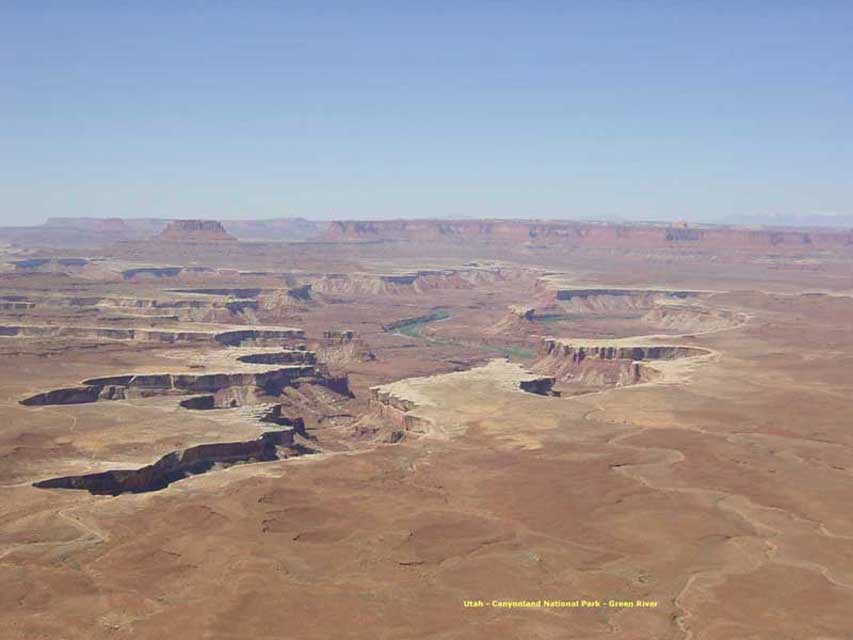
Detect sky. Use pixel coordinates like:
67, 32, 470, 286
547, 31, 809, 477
1, 1, 852, 226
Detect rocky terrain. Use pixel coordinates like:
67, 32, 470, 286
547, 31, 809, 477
1, 217, 853, 639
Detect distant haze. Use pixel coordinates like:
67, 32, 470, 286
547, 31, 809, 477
1, 3, 852, 226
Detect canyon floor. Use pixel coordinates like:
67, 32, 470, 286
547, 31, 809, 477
1, 223, 853, 639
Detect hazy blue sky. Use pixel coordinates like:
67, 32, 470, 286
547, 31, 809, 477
1, 2, 851, 225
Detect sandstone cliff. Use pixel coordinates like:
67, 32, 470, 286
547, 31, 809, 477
533, 338, 710, 389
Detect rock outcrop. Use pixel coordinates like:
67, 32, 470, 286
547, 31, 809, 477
357, 387, 433, 442
518, 377, 559, 396
533, 338, 710, 389
315, 330, 376, 365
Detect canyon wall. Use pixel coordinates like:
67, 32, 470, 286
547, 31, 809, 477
534, 339, 710, 388
33, 429, 310, 495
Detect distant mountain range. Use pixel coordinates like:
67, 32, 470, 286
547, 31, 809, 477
0, 217, 323, 247
2, 215, 852, 249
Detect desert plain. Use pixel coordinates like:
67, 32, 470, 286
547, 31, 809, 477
1, 217, 852, 639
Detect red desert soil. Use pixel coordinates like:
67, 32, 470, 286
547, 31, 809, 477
1, 218, 853, 639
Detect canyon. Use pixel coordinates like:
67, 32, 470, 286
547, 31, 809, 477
33, 428, 313, 495
1, 217, 852, 639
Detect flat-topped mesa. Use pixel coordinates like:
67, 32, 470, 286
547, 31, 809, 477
157, 219, 237, 243
323, 219, 853, 250
534, 338, 710, 389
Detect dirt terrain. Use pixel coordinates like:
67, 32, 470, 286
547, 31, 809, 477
1, 218, 853, 639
